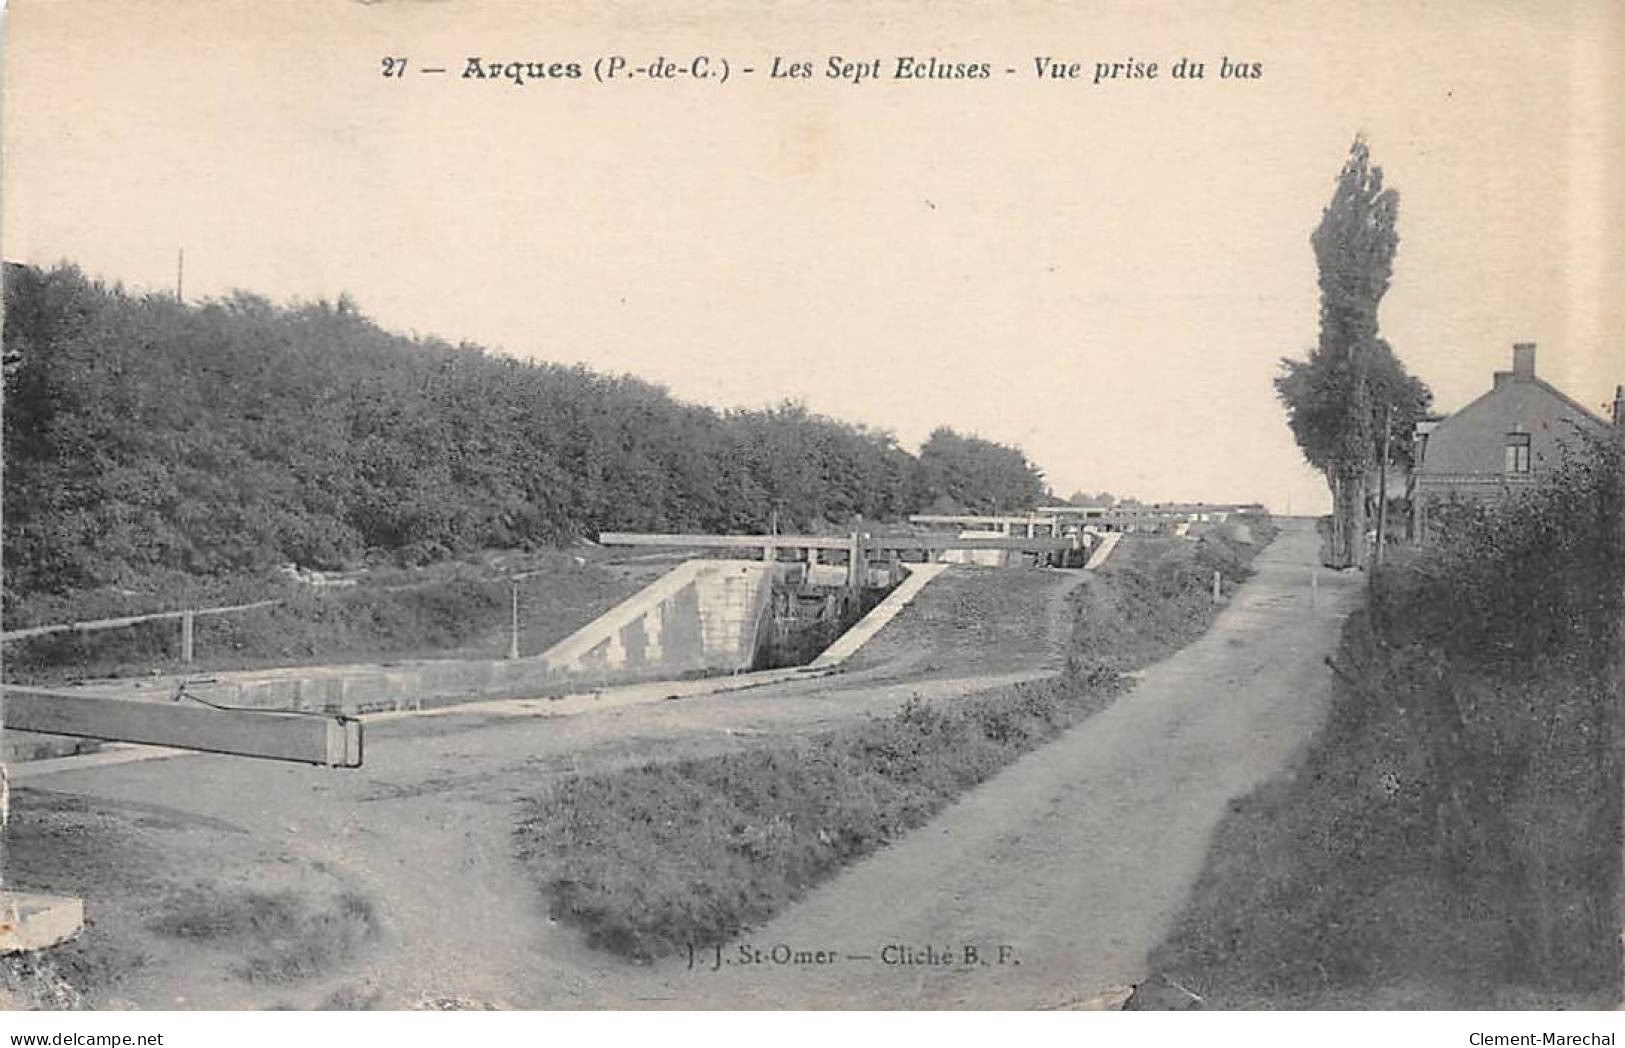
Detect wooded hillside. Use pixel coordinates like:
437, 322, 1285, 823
3, 263, 1048, 601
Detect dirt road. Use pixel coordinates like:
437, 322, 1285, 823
568, 518, 1361, 1008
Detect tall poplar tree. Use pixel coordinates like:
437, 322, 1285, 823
1276, 138, 1431, 567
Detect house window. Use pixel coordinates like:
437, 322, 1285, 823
1504, 433, 1531, 474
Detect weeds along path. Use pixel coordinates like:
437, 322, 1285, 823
11, 568, 1083, 1009
562, 519, 1362, 1008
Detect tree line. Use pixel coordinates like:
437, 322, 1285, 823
2, 263, 1048, 600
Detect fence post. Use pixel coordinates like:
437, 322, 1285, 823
508, 580, 521, 660
1212, 570, 1222, 604
180, 610, 195, 664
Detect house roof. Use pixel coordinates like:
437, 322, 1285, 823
1417, 371, 1609, 478
1425, 375, 1608, 446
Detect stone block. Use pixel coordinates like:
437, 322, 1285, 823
0, 893, 84, 954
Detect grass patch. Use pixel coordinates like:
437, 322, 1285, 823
0, 954, 86, 1011
517, 671, 1123, 960
841, 567, 1081, 677
1068, 523, 1273, 676
150, 886, 380, 984
3, 787, 385, 1007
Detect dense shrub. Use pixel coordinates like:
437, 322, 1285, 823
1152, 429, 1624, 1006
1366, 428, 1625, 990
1384, 430, 1623, 668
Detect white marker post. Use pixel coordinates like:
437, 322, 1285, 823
180, 609, 196, 663
507, 568, 547, 660
508, 580, 520, 660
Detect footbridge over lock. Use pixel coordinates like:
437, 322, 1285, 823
597, 529, 1084, 579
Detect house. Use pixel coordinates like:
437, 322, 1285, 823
1410, 342, 1619, 534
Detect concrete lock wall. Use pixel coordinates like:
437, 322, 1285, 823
542, 559, 774, 681
5, 560, 780, 750
3, 559, 964, 763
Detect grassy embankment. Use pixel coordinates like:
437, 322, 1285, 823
515, 519, 1277, 961
1149, 443, 1624, 1008
3, 549, 647, 685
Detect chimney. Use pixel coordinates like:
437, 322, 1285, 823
1614, 385, 1624, 426
1512, 342, 1536, 379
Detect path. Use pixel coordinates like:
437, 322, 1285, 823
565, 518, 1360, 1007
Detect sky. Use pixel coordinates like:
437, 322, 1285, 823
4, 0, 1622, 514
